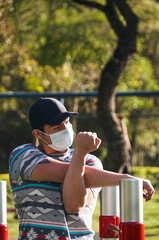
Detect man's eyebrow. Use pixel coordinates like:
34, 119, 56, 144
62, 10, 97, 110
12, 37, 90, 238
39, 159, 50, 164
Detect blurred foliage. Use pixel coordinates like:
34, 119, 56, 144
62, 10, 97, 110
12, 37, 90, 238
0, 0, 159, 171
11, 0, 115, 67
0, 174, 13, 204
131, 166, 159, 190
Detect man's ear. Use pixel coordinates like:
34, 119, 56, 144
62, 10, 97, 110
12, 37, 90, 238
32, 129, 42, 140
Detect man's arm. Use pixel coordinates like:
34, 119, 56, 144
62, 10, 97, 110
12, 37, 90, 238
31, 158, 69, 183
31, 156, 154, 199
62, 149, 94, 213
31, 132, 155, 212
62, 132, 100, 213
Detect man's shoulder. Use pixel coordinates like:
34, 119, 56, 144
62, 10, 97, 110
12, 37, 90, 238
9, 143, 36, 159
68, 149, 103, 169
10, 143, 35, 152
86, 153, 103, 169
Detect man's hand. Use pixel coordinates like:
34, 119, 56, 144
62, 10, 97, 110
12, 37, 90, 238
143, 179, 155, 201
74, 131, 101, 155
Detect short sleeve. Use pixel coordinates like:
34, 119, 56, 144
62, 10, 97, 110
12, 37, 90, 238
9, 144, 48, 181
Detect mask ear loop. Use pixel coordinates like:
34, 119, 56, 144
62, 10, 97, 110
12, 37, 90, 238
38, 129, 50, 137
38, 130, 51, 146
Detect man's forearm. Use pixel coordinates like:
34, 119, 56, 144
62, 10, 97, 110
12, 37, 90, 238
32, 157, 130, 187
31, 156, 154, 202
62, 151, 88, 213
84, 165, 131, 188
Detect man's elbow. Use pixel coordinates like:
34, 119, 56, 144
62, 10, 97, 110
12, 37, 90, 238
64, 202, 84, 214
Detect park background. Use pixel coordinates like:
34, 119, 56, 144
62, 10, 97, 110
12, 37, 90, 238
0, 0, 159, 239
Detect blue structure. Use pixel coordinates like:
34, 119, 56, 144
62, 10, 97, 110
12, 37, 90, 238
0, 90, 159, 99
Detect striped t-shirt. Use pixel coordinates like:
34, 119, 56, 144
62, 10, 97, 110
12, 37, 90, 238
9, 144, 103, 240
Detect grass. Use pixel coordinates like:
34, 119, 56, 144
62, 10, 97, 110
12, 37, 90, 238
7, 192, 159, 239
8, 212, 19, 238
143, 192, 159, 239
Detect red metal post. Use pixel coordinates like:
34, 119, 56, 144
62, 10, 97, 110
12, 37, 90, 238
99, 215, 120, 238
0, 181, 8, 240
119, 222, 145, 240
119, 179, 145, 240
99, 186, 120, 239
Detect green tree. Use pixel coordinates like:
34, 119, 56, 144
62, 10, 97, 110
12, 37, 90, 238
1, 0, 159, 173
0, 1, 56, 172
117, 54, 159, 166
72, 0, 139, 172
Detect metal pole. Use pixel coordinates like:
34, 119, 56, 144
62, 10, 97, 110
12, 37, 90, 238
99, 186, 120, 239
119, 179, 145, 240
0, 90, 159, 99
0, 181, 8, 240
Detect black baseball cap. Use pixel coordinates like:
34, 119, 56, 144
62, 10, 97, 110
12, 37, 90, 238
29, 97, 78, 129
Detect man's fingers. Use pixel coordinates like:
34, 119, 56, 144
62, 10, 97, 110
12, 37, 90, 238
95, 137, 101, 147
143, 192, 154, 201
75, 131, 101, 153
143, 179, 155, 201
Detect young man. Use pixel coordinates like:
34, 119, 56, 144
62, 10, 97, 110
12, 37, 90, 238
9, 97, 155, 240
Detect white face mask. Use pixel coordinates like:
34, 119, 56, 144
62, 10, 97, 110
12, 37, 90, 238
40, 123, 74, 151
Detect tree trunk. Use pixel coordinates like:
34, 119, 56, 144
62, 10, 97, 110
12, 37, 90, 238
97, 43, 131, 171
72, 0, 138, 172
97, 0, 138, 172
